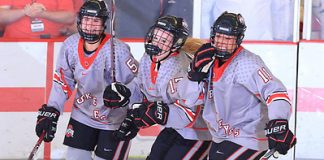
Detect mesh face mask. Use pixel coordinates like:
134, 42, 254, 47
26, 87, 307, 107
77, 0, 109, 42
144, 15, 189, 62
145, 28, 174, 62
210, 11, 246, 60
213, 33, 238, 60
79, 16, 105, 43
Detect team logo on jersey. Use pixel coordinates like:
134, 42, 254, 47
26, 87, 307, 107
218, 119, 240, 137
65, 124, 74, 138
76, 93, 97, 106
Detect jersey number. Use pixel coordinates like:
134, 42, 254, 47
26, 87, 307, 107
126, 58, 138, 73
258, 67, 272, 83
168, 77, 183, 94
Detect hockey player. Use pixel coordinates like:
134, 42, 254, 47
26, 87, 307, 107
104, 15, 212, 159
34, 0, 139, 159
178, 11, 297, 159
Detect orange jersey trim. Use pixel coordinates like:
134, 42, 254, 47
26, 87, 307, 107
53, 68, 72, 98
266, 92, 291, 105
150, 52, 179, 84
174, 100, 196, 122
77, 35, 110, 70
150, 61, 158, 84
212, 47, 243, 82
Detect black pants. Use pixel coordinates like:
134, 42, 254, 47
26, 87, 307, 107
63, 118, 130, 160
209, 141, 267, 160
147, 128, 211, 160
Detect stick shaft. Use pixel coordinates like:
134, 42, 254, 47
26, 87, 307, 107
28, 132, 45, 160
110, 0, 116, 82
260, 149, 277, 160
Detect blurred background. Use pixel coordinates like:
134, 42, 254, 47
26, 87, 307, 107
0, 0, 323, 159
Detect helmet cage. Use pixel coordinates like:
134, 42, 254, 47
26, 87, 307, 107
77, 0, 109, 42
210, 12, 246, 60
213, 34, 238, 60
145, 15, 189, 61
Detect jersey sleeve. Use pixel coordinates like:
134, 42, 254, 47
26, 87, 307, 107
163, 70, 205, 129
47, 41, 76, 113
114, 39, 142, 109
164, 100, 202, 129
243, 57, 291, 120
125, 76, 143, 109
114, 39, 139, 84
170, 75, 205, 107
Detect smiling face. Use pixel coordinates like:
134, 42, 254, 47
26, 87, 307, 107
80, 16, 104, 36
212, 32, 237, 54
149, 28, 174, 61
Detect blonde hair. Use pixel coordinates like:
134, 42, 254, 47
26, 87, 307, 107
180, 38, 207, 59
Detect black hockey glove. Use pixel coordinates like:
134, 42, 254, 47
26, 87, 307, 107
113, 112, 139, 141
35, 104, 60, 142
265, 119, 297, 155
188, 43, 216, 82
103, 82, 131, 108
131, 101, 169, 128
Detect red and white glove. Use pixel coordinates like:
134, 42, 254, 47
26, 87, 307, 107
188, 43, 216, 82
113, 111, 139, 141
35, 104, 60, 142
130, 101, 169, 128
103, 82, 131, 108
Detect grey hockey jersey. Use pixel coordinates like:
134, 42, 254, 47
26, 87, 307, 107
178, 47, 291, 150
130, 52, 211, 140
48, 33, 139, 130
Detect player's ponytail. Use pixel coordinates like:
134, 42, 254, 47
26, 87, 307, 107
180, 37, 207, 60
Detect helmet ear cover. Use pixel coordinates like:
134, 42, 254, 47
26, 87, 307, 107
77, 0, 110, 42
144, 15, 189, 60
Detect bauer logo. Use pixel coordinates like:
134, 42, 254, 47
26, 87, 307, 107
265, 124, 287, 135
156, 101, 163, 120
39, 111, 58, 119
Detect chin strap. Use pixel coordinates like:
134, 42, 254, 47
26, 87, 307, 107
85, 34, 105, 44
150, 50, 179, 63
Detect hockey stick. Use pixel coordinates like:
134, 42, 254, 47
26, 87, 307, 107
259, 149, 279, 160
159, 0, 172, 17
28, 131, 45, 160
110, 0, 116, 82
